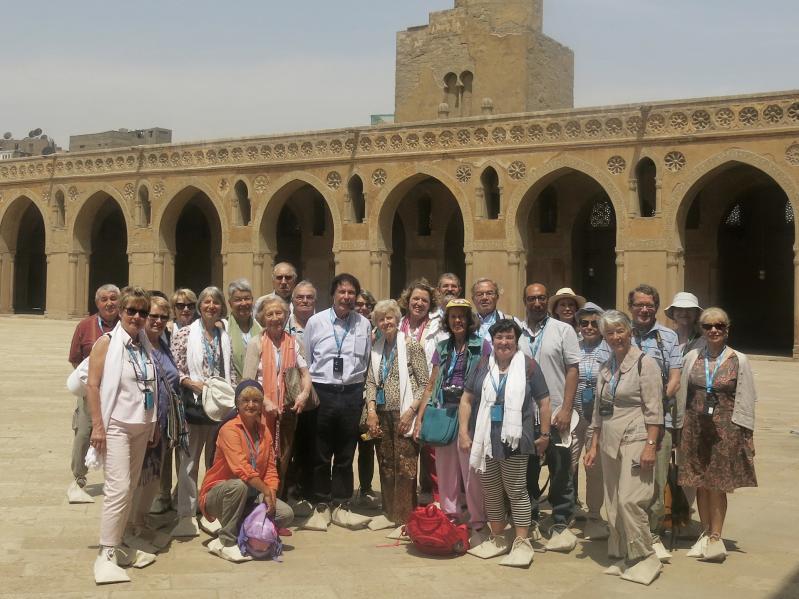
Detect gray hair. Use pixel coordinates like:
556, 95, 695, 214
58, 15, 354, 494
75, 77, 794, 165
198, 286, 227, 318
94, 284, 120, 302
272, 262, 298, 279
371, 299, 402, 327
471, 277, 499, 297
437, 272, 461, 288
255, 293, 289, 326
227, 278, 253, 298
599, 309, 632, 336
292, 280, 317, 299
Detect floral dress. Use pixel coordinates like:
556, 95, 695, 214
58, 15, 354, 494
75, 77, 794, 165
679, 354, 757, 492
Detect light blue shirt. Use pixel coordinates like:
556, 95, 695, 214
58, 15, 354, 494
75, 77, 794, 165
632, 321, 683, 427
304, 308, 372, 385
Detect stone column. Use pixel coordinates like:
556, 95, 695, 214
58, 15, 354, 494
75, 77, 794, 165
505, 249, 526, 317
615, 250, 625, 311
665, 249, 684, 310
794, 249, 799, 358
370, 249, 391, 300
0, 251, 14, 313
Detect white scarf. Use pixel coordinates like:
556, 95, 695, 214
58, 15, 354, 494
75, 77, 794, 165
187, 319, 233, 398
370, 332, 416, 437
98, 321, 156, 429
469, 350, 526, 473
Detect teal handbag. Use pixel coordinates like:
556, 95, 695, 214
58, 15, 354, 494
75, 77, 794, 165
419, 392, 459, 447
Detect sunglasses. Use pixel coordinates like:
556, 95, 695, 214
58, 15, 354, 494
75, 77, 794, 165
579, 319, 599, 328
148, 314, 169, 322
701, 322, 728, 331
124, 307, 149, 318
175, 302, 196, 311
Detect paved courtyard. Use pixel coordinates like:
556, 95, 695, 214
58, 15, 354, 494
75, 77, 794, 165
1, 315, 798, 598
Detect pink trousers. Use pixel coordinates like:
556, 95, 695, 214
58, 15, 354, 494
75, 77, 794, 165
435, 440, 486, 528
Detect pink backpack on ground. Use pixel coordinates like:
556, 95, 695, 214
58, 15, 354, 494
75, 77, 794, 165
404, 504, 470, 556
237, 502, 283, 561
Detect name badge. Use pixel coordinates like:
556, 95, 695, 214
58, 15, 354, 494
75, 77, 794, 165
376, 388, 386, 406
333, 357, 344, 374
144, 389, 154, 410
703, 392, 718, 416
581, 386, 594, 405
490, 404, 504, 423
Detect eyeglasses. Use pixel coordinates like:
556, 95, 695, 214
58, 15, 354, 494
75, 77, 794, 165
239, 397, 263, 405
631, 303, 657, 310
124, 307, 149, 318
274, 274, 295, 281
474, 291, 496, 298
355, 301, 373, 308
175, 302, 195, 311
526, 295, 547, 303
701, 322, 728, 331
295, 294, 315, 302
148, 314, 169, 322
579, 319, 599, 329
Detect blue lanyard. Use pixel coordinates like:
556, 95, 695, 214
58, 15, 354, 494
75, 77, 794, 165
125, 343, 149, 383
202, 329, 220, 372
480, 311, 498, 327
444, 343, 465, 384
580, 344, 599, 385
243, 429, 260, 470
97, 316, 109, 336
530, 317, 549, 358
329, 309, 351, 356
704, 347, 727, 393
609, 357, 621, 399
380, 343, 396, 383
489, 371, 507, 399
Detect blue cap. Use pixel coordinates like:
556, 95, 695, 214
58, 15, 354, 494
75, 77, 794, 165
576, 301, 604, 319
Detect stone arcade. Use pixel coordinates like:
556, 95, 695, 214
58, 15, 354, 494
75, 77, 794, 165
1, 0, 798, 355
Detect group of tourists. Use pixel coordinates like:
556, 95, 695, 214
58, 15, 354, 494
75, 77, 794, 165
66, 264, 757, 586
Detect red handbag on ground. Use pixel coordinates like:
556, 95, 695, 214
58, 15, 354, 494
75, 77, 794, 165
403, 504, 470, 556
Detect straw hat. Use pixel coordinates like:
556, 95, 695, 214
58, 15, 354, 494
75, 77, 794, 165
547, 287, 587, 314
664, 292, 702, 320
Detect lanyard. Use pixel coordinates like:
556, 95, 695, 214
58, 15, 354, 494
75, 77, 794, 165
608, 357, 621, 399
489, 371, 507, 399
380, 342, 397, 384
704, 347, 727, 393
125, 343, 150, 384
580, 343, 599, 385
445, 345, 464, 384
530, 316, 549, 358
402, 316, 428, 343
480, 311, 498, 331
202, 329, 220, 373
243, 428, 260, 470
329, 309, 351, 356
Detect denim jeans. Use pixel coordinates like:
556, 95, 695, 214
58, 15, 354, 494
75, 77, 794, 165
526, 429, 575, 526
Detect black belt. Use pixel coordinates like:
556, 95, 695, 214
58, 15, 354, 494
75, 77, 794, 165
314, 382, 363, 394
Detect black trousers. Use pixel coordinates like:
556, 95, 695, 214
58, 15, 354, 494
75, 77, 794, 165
312, 382, 364, 503
357, 437, 376, 492
526, 429, 575, 527
289, 408, 318, 500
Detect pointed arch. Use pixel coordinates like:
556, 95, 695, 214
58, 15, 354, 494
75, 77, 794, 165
0, 195, 47, 313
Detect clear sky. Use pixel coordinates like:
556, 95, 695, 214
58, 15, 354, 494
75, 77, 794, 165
2, 0, 796, 147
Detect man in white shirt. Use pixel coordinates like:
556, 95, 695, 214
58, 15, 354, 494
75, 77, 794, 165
518, 283, 581, 551
302, 273, 372, 530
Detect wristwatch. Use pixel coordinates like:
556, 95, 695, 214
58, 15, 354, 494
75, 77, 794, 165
540, 432, 551, 438
646, 439, 656, 446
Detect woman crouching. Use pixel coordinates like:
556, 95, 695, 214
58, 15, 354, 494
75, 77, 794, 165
199, 381, 294, 562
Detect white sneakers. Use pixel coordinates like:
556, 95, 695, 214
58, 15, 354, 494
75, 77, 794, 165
207, 538, 252, 563
331, 504, 372, 530
702, 537, 728, 562
468, 527, 490, 549
169, 516, 200, 538
687, 532, 709, 558
581, 518, 610, 540
115, 545, 157, 569
367, 514, 396, 531
500, 537, 534, 568
198, 515, 222, 537
289, 498, 314, 518
93, 547, 129, 585
620, 553, 663, 585
545, 526, 578, 553
67, 479, 94, 504
467, 534, 509, 559
652, 540, 672, 563
303, 503, 332, 531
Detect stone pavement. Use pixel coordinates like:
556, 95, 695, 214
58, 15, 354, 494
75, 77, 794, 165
1, 316, 798, 599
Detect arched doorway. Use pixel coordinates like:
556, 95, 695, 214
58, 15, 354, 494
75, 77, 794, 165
73, 192, 129, 313
380, 175, 465, 299
681, 163, 794, 354
519, 170, 617, 307
260, 181, 335, 307
161, 187, 223, 294
0, 197, 46, 313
